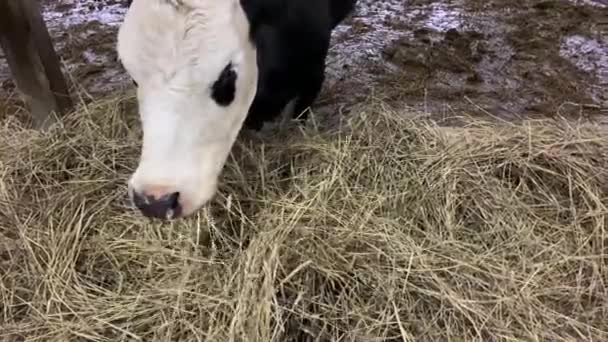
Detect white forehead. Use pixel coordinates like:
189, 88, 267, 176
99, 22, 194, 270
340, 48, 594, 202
117, 0, 250, 86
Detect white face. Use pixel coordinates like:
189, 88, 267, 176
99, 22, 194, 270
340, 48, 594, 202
117, 0, 258, 219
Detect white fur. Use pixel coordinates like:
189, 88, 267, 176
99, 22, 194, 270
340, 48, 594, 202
117, 0, 258, 217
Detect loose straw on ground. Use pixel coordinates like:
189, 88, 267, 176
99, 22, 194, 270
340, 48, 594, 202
1, 95, 607, 341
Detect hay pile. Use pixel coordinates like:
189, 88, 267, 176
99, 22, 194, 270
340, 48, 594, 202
1, 96, 607, 341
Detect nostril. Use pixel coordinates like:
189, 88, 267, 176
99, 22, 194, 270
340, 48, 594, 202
166, 192, 180, 210
161, 192, 181, 219
132, 190, 149, 208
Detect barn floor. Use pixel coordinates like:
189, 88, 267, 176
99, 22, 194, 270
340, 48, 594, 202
1, 0, 607, 123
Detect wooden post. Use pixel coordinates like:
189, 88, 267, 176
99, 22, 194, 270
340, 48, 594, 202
0, 0, 72, 130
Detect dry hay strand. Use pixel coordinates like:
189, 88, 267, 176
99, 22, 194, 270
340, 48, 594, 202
0, 96, 607, 341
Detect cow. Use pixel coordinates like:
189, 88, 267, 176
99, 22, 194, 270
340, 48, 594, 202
117, 0, 357, 220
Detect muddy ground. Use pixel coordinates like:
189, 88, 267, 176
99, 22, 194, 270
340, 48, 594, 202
1, 0, 607, 124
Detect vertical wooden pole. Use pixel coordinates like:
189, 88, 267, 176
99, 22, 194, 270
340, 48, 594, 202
0, 0, 72, 130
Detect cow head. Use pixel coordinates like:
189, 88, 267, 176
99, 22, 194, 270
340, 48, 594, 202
117, 0, 258, 219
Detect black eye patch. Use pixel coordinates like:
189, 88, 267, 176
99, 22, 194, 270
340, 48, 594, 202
211, 63, 237, 106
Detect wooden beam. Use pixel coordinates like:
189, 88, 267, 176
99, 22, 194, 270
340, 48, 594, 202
0, 0, 72, 130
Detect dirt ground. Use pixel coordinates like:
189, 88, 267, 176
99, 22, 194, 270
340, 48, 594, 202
326, 0, 608, 122
0, 0, 607, 123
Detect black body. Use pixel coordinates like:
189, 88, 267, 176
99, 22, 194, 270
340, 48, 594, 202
240, 0, 357, 130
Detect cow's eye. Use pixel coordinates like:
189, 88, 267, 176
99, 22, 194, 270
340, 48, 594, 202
211, 63, 237, 106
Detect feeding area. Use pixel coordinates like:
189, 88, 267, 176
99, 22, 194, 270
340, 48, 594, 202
1, 0, 607, 341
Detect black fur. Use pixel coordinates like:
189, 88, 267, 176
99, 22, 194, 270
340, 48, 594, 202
239, 0, 357, 130
211, 63, 237, 107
